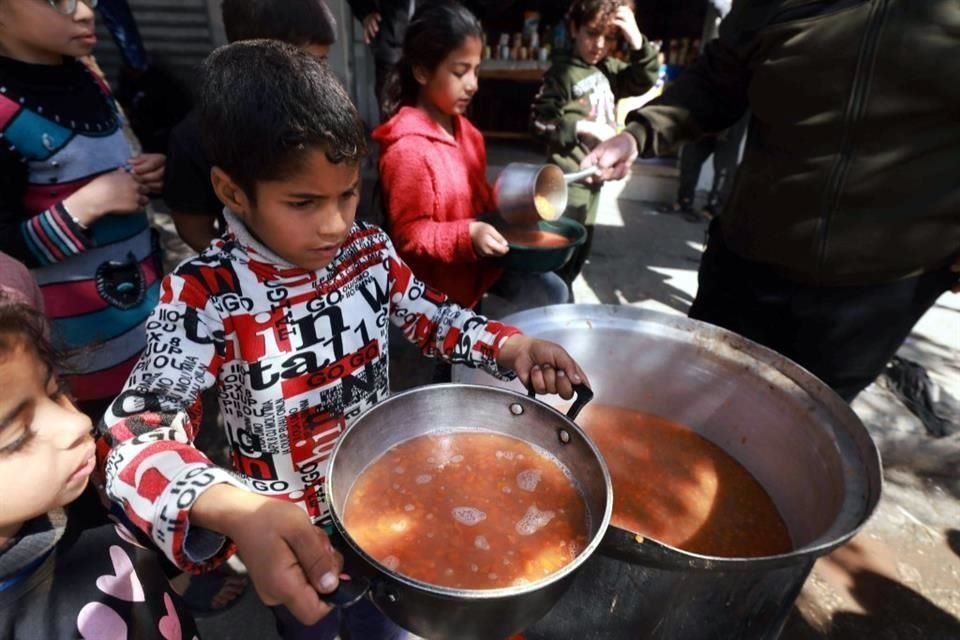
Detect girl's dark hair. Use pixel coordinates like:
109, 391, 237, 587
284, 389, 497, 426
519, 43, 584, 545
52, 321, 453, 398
0, 296, 58, 374
222, 0, 337, 47
566, 0, 623, 29
381, 1, 484, 120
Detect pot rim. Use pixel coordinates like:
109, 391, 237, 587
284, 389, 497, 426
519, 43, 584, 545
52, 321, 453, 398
327, 383, 614, 600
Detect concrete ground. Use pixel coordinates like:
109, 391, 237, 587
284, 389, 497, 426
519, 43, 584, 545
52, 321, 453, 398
155, 141, 959, 639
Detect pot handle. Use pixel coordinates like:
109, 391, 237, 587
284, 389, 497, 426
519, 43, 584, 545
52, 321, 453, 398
319, 575, 371, 609
528, 383, 594, 421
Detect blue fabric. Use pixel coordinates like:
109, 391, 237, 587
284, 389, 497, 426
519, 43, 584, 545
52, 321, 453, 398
97, 0, 149, 71
4, 109, 73, 160
53, 279, 159, 346
0, 550, 51, 593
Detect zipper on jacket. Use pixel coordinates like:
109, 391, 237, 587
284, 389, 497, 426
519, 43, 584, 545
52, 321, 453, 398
815, 0, 890, 281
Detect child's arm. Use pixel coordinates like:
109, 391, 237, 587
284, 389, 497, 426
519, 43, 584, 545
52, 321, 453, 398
99, 273, 344, 625
609, 6, 660, 98
97, 272, 244, 572
384, 238, 587, 395
0, 146, 148, 268
379, 142, 481, 263
530, 68, 580, 152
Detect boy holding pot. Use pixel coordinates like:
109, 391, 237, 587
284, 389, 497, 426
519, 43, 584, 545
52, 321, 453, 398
97, 41, 587, 639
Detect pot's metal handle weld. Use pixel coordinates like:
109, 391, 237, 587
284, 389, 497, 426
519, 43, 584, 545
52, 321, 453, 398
319, 575, 370, 608
527, 383, 594, 421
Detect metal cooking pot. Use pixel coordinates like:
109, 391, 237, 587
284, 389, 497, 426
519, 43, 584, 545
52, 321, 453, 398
493, 162, 598, 226
454, 305, 883, 639
325, 383, 612, 640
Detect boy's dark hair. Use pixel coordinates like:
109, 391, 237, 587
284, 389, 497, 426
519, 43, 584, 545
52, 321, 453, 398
566, 0, 623, 29
221, 0, 337, 46
199, 40, 367, 200
0, 295, 58, 374
382, 1, 484, 120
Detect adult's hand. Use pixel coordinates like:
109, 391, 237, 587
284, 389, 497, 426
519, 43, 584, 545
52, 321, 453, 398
363, 13, 381, 45
580, 132, 639, 182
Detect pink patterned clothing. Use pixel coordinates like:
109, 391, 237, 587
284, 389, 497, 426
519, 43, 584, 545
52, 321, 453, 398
99, 210, 520, 572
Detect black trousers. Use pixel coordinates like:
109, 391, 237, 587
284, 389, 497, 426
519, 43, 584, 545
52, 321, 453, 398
689, 222, 959, 401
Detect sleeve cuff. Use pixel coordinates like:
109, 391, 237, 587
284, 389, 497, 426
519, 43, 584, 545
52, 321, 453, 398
22, 204, 95, 265
486, 324, 524, 380
157, 465, 247, 571
455, 218, 479, 261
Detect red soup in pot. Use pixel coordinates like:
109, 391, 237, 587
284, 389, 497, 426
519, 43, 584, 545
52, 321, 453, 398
577, 404, 793, 558
342, 431, 589, 589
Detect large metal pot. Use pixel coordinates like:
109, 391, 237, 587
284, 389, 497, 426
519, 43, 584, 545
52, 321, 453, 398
325, 384, 612, 640
454, 305, 883, 639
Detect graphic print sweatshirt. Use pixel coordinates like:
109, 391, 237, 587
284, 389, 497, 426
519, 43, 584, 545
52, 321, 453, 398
98, 210, 520, 572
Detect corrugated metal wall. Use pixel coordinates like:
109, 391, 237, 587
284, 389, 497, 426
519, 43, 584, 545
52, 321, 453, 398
90, 0, 378, 126
93, 0, 224, 89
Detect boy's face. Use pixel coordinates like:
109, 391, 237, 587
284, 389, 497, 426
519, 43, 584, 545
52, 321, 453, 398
571, 15, 619, 66
0, 0, 98, 65
0, 340, 95, 543
414, 34, 483, 118
216, 148, 361, 271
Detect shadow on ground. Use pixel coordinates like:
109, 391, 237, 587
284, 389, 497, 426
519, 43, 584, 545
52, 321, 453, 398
579, 201, 705, 313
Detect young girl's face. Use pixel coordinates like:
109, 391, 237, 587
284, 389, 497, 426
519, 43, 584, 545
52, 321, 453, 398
0, 339, 94, 541
415, 35, 483, 118
0, 0, 98, 65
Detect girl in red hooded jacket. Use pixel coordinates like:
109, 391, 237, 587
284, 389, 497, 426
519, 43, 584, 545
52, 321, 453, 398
373, 1, 568, 313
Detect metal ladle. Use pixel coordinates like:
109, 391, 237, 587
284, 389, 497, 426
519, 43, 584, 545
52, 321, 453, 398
493, 162, 600, 226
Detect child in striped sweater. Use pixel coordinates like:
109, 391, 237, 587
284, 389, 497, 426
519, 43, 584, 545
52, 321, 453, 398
0, 0, 165, 420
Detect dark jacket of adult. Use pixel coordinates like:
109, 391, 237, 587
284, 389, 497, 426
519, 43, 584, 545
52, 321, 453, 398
625, 0, 960, 286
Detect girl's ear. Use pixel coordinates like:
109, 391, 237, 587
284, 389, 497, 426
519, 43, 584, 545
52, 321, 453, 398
412, 64, 431, 87
210, 167, 251, 215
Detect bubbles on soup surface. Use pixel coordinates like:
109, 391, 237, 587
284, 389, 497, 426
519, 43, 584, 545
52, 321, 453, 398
452, 507, 487, 526
415, 474, 433, 485
474, 535, 490, 551
515, 505, 556, 536
516, 469, 542, 492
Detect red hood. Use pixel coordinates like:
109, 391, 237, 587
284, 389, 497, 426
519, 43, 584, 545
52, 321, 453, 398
372, 106, 461, 148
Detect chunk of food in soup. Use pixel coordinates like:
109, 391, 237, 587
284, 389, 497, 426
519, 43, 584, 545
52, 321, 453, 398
577, 405, 792, 558
501, 227, 570, 248
342, 431, 589, 589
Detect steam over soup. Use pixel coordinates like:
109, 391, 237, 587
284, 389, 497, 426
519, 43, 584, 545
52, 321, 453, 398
342, 431, 589, 589
577, 405, 792, 558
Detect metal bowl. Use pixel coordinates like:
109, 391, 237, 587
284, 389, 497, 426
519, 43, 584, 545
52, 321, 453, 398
480, 213, 587, 273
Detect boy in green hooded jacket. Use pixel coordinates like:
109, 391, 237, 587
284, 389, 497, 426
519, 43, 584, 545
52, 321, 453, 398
531, 0, 658, 286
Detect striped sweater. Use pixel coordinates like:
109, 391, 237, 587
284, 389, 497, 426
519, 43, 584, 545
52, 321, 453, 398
0, 55, 160, 405
99, 211, 521, 572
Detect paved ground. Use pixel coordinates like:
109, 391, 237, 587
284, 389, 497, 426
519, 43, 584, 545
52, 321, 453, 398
154, 142, 959, 639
